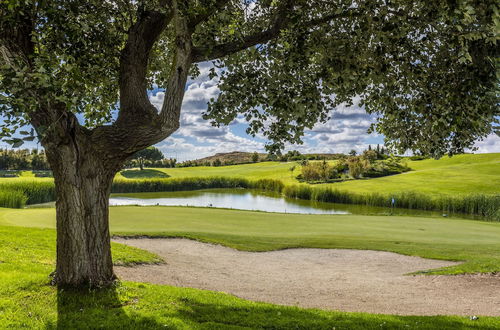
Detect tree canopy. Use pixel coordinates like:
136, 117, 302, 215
1, 1, 498, 158
131, 146, 164, 169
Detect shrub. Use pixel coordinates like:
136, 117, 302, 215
409, 155, 428, 161
301, 161, 339, 182
347, 157, 370, 178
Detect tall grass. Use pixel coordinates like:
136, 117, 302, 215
0, 177, 497, 221
283, 185, 500, 221
0, 189, 28, 208
0, 181, 55, 205
111, 177, 252, 193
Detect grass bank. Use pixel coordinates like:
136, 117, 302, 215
2, 206, 500, 275
1, 223, 500, 328
0, 176, 498, 220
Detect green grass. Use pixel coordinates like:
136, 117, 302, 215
1, 154, 497, 219
1, 223, 500, 328
334, 153, 500, 195
2, 206, 500, 275
4, 153, 499, 196
117, 161, 299, 182
125, 153, 500, 196
121, 169, 170, 179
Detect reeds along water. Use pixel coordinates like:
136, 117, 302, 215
0, 181, 55, 206
0, 189, 28, 208
0, 177, 497, 221
282, 185, 500, 221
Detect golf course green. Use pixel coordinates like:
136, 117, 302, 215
2, 206, 500, 275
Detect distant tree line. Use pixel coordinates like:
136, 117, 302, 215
0, 148, 50, 170
0, 145, 425, 172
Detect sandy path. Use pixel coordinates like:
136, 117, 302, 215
114, 238, 500, 316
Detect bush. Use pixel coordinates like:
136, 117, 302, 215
301, 161, 339, 182
347, 157, 370, 178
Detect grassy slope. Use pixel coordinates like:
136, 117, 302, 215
1, 224, 500, 329
334, 153, 500, 195
2, 206, 500, 274
2, 153, 498, 196
119, 153, 500, 196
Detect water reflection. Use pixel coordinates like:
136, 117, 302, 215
110, 189, 348, 214
109, 188, 449, 217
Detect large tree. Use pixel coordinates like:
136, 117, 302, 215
0, 0, 498, 287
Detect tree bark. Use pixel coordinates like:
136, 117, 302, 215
43, 124, 123, 287
22, 5, 193, 289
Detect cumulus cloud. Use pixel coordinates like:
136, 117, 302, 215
151, 63, 499, 160
471, 133, 500, 153
298, 99, 381, 154
150, 63, 264, 161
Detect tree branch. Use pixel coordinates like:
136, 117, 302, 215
159, 3, 193, 129
96, 2, 192, 157
188, 0, 229, 30
116, 9, 173, 126
191, 7, 361, 63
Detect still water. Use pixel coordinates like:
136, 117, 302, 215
109, 188, 445, 217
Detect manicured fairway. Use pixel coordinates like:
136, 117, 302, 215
1, 220, 500, 328
2, 206, 499, 274
2, 226, 499, 329
115, 153, 500, 196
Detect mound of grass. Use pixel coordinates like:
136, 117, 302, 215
1, 206, 500, 275
1, 223, 499, 328
120, 169, 170, 179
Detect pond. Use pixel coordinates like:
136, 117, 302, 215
108, 188, 449, 217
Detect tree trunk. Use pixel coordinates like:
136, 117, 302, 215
44, 131, 122, 287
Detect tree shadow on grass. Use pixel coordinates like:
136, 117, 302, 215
51, 286, 165, 329
175, 299, 498, 330
121, 169, 170, 179
46, 284, 498, 330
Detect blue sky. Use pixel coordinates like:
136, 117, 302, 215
2, 62, 499, 161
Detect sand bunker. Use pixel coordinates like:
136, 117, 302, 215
114, 238, 500, 316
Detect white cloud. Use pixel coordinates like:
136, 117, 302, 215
151, 65, 264, 161
471, 133, 500, 153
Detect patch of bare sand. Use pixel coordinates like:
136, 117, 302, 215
114, 238, 500, 316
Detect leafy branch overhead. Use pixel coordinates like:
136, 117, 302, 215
1, 0, 498, 158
